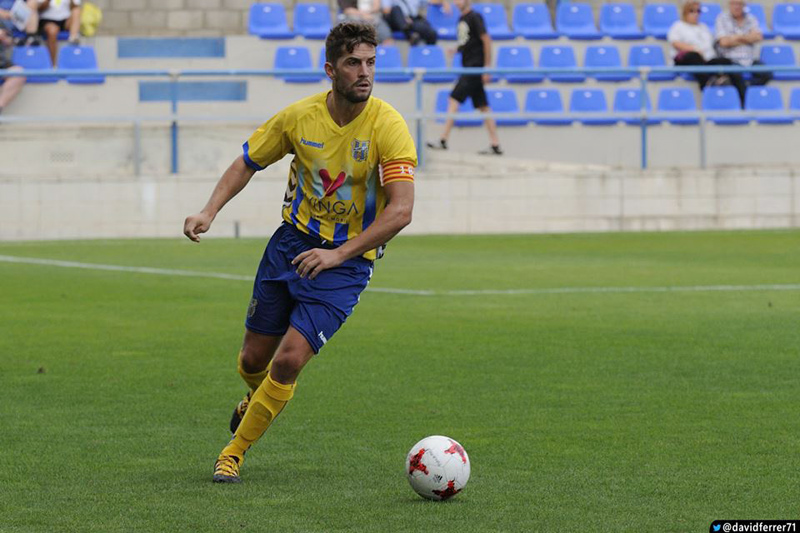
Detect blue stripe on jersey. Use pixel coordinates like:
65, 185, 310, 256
291, 185, 304, 226
333, 223, 349, 245
306, 217, 321, 239
242, 142, 265, 171
362, 172, 377, 231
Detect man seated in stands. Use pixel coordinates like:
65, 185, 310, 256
0, 26, 26, 115
382, 0, 448, 45
715, 0, 771, 87
37, 0, 81, 66
0, 0, 40, 45
339, 0, 393, 44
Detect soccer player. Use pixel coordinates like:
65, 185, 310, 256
183, 21, 417, 484
426, 0, 502, 155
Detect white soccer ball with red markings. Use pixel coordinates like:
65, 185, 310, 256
405, 435, 470, 501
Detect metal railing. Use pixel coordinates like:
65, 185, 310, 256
1, 64, 798, 171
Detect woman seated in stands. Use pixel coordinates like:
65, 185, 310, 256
668, 0, 746, 105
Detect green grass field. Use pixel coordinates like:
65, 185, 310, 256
1, 230, 798, 532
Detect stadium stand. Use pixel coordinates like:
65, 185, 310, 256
539, 45, 585, 82
556, 2, 602, 39
760, 45, 800, 80
658, 87, 700, 125
409, 45, 455, 83
512, 3, 558, 39
599, 3, 646, 40
273, 46, 324, 82
743, 3, 774, 39
248, 3, 294, 39
473, 3, 515, 40
293, 3, 332, 39
773, 3, 800, 39
496, 46, 543, 83
487, 88, 526, 125
699, 2, 722, 29
643, 3, 679, 39
584, 45, 632, 82
702, 85, 749, 124
628, 44, 676, 81
435, 88, 482, 126
524, 89, 572, 125
570, 88, 618, 125
11, 46, 56, 84
375, 45, 412, 83
613, 88, 660, 125
790, 88, 800, 118
58, 45, 104, 84
426, 4, 460, 40
745, 86, 793, 124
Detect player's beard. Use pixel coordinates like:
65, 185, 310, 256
334, 75, 372, 104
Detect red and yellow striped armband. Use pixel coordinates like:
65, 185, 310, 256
382, 160, 416, 185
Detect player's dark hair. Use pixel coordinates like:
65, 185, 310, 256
325, 21, 378, 67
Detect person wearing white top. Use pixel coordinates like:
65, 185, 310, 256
37, 0, 81, 66
668, 0, 746, 104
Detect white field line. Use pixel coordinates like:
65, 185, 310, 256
1, 254, 800, 296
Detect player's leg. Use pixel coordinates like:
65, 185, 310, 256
214, 327, 311, 483
428, 77, 469, 150
0, 67, 25, 110
472, 80, 502, 155
229, 329, 282, 433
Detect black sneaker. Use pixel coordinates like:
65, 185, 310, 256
478, 145, 503, 156
426, 139, 448, 150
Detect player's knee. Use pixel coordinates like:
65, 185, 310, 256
240, 347, 267, 373
270, 351, 307, 383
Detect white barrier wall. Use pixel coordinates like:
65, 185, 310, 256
1, 156, 797, 240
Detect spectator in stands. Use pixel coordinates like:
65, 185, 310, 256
668, 0, 746, 104
38, 0, 81, 66
0, 26, 26, 116
339, 0, 393, 44
715, 0, 771, 87
0, 0, 40, 45
427, 0, 502, 155
382, 0, 446, 45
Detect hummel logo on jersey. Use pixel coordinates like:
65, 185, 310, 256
300, 137, 324, 149
319, 169, 346, 197
318, 331, 328, 345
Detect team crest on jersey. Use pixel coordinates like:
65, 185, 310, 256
351, 139, 370, 162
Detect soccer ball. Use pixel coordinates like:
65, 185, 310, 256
405, 435, 470, 501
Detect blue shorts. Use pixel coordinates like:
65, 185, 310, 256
245, 223, 373, 353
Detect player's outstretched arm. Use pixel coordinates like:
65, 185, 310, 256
183, 155, 257, 242
292, 180, 414, 279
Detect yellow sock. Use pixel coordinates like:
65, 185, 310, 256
237, 351, 271, 393
222, 374, 295, 458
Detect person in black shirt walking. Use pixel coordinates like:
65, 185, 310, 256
427, 0, 502, 155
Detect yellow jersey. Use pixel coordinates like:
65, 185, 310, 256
243, 92, 417, 261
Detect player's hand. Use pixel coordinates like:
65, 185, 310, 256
481, 73, 491, 84
183, 212, 213, 242
292, 248, 345, 280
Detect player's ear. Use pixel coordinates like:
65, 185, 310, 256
324, 61, 336, 80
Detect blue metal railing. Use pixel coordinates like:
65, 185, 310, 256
1, 64, 799, 171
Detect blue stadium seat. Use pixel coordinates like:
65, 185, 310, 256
435, 89, 482, 126
427, 4, 461, 40
585, 45, 631, 82
759, 45, 800, 80
409, 45, 455, 82
557, 2, 602, 39
745, 86, 793, 124
773, 3, 800, 39
496, 46, 543, 83
487, 89, 526, 125
524, 89, 572, 125
375, 45, 412, 82
743, 4, 774, 39
248, 3, 294, 39
473, 3, 515, 40
11, 46, 56, 84
570, 88, 618, 125
600, 3, 645, 39
699, 3, 722, 29
318, 46, 326, 72
790, 88, 800, 118
628, 45, 676, 81
643, 3, 679, 39
57, 45, 104, 84
512, 3, 558, 39
293, 3, 331, 39
613, 88, 660, 125
540, 45, 586, 82
657, 87, 699, 124
274, 46, 324, 82
702, 86, 749, 124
